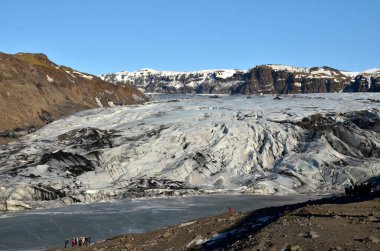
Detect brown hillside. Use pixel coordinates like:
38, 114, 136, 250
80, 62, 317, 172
0, 52, 147, 135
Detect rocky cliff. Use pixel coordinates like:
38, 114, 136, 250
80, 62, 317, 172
100, 65, 380, 94
0, 52, 147, 140
343, 69, 380, 92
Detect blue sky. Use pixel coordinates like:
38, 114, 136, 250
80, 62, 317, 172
1, 0, 379, 74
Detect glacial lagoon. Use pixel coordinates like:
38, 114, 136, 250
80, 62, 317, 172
0, 194, 319, 250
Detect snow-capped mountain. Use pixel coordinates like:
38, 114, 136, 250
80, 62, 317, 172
101, 68, 248, 94
100, 65, 380, 94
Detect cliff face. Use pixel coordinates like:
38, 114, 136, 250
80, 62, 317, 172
0, 52, 147, 135
101, 65, 380, 95
232, 66, 351, 95
344, 74, 380, 92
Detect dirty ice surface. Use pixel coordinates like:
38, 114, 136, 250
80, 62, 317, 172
0, 93, 380, 211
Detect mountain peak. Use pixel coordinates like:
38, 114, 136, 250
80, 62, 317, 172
13, 52, 56, 69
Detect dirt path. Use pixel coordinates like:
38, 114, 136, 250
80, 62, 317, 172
49, 191, 380, 251
232, 197, 380, 251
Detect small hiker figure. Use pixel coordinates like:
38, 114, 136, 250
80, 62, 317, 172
71, 238, 76, 247
64, 239, 69, 248
273, 95, 282, 100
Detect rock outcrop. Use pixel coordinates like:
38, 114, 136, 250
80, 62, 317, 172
100, 65, 380, 94
344, 71, 380, 92
0, 52, 147, 139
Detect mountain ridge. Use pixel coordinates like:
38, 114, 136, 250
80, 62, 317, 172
0, 52, 147, 138
100, 65, 380, 94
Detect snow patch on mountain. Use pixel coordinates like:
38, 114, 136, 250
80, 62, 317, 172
263, 64, 310, 73
46, 75, 54, 83
362, 68, 380, 75
266, 64, 343, 77
340, 71, 361, 78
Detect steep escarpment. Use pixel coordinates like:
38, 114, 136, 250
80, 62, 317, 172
232, 66, 350, 94
101, 65, 380, 94
344, 72, 380, 92
0, 52, 147, 138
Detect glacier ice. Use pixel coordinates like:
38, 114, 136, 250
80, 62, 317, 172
1, 93, 380, 211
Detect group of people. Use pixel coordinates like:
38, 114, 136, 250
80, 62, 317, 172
64, 236, 91, 248
345, 182, 372, 197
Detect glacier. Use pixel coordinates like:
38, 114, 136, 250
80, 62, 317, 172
1, 93, 380, 211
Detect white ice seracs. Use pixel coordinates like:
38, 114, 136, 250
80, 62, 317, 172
1, 93, 380, 210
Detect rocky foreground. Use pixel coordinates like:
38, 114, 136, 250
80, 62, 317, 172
49, 190, 380, 251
